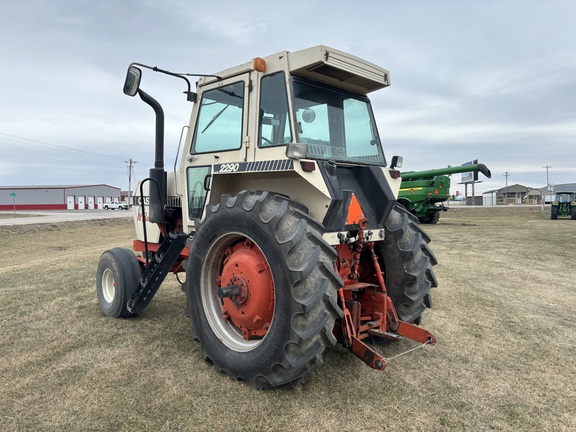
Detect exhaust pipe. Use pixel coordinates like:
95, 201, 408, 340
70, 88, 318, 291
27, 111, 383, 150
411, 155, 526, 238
138, 89, 166, 224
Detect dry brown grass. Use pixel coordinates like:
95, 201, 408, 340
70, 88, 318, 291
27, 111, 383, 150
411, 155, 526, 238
1, 207, 574, 431
0, 213, 40, 219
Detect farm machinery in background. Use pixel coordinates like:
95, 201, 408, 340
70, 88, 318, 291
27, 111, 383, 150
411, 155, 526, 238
96, 46, 439, 389
398, 163, 492, 224
550, 191, 576, 219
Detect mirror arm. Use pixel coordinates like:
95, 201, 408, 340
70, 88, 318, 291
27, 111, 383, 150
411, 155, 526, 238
131, 62, 221, 102
151, 65, 193, 102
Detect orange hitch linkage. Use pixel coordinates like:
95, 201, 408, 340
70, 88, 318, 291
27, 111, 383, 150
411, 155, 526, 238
336, 217, 436, 370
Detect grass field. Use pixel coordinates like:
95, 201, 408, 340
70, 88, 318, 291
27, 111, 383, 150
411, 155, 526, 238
0, 213, 39, 219
1, 206, 574, 431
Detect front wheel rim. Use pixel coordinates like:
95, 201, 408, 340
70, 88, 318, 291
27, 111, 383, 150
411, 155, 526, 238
101, 268, 116, 303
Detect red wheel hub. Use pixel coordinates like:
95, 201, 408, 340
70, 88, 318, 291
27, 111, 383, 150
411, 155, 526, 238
219, 239, 274, 340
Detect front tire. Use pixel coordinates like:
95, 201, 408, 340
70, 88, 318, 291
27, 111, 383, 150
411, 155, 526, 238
96, 248, 141, 318
377, 204, 438, 324
185, 191, 342, 389
551, 207, 558, 220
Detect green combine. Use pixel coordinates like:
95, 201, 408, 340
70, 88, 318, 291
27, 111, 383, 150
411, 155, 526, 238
398, 163, 491, 224
551, 192, 576, 220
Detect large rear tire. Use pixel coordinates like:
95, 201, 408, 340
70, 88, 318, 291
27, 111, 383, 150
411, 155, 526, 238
185, 191, 342, 389
96, 247, 141, 318
377, 204, 438, 324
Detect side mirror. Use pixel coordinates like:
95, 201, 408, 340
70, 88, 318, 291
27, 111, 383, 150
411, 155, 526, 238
123, 66, 142, 97
390, 155, 403, 169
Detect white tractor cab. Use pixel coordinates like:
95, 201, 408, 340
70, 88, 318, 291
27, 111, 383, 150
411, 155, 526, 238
98, 46, 438, 389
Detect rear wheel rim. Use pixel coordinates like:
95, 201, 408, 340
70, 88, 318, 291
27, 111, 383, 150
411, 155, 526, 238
200, 232, 275, 352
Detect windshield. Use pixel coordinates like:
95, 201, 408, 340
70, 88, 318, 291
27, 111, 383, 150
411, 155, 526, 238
292, 79, 386, 166
556, 193, 574, 203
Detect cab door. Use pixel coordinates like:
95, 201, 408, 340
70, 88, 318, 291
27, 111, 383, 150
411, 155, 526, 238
182, 73, 251, 225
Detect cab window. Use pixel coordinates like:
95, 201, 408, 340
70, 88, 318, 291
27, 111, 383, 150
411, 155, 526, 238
259, 72, 292, 147
187, 166, 211, 219
192, 81, 244, 153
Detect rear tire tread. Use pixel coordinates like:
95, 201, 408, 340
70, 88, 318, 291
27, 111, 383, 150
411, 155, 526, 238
378, 204, 438, 324
186, 191, 342, 389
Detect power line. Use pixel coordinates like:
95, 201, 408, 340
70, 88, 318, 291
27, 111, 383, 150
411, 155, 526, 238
0, 140, 120, 169
0, 131, 126, 162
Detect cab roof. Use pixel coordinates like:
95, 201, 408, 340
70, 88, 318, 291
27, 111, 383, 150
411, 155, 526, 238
199, 45, 390, 95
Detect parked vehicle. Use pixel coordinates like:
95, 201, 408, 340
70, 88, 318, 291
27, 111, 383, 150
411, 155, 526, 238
103, 201, 129, 210
398, 163, 491, 223
551, 192, 576, 220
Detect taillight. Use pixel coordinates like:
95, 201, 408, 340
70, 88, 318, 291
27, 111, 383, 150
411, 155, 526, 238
390, 169, 401, 179
300, 161, 316, 172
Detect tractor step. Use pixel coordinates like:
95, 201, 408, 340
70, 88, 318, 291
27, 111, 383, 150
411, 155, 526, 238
127, 231, 190, 314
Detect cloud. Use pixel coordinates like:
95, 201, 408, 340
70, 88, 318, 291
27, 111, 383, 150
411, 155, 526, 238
0, 0, 574, 194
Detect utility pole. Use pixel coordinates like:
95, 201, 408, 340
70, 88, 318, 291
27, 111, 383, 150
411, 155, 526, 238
543, 165, 551, 187
125, 158, 137, 206
504, 172, 510, 187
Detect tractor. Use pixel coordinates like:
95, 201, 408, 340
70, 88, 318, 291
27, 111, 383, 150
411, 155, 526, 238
550, 191, 576, 219
398, 163, 491, 223
96, 46, 438, 389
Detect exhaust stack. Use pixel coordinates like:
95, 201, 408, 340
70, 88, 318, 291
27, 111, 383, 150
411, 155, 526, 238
137, 89, 166, 224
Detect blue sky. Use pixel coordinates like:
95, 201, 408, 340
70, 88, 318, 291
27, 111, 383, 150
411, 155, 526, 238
1, 0, 574, 194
